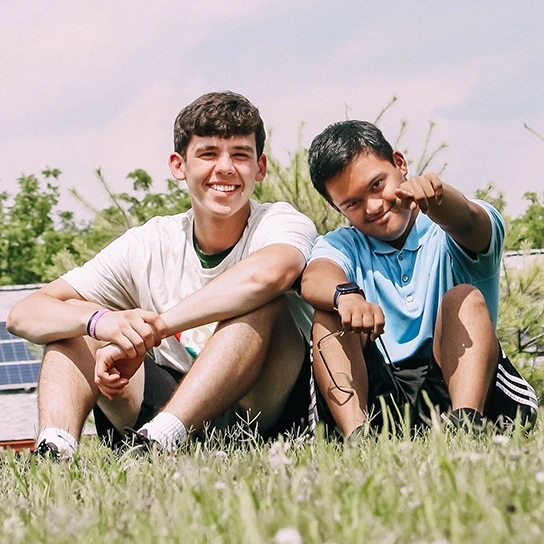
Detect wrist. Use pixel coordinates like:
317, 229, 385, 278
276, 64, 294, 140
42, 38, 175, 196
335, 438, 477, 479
86, 309, 110, 339
333, 282, 364, 310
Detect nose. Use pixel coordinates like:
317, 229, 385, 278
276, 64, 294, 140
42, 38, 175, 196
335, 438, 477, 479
365, 196, 383, 216
216, 152, 235, 175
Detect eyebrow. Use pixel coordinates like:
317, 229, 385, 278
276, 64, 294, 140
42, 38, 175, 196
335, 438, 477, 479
194, 144, 255, 154
231, 145, 256, 153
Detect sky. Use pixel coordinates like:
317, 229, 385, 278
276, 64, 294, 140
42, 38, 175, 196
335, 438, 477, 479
1, 0, 543, 220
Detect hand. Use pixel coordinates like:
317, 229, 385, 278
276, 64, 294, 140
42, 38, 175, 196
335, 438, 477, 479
395, 173, 443, 214
336, 293, 385, 340
94, 343, 144, 400
92, 309, 167, 360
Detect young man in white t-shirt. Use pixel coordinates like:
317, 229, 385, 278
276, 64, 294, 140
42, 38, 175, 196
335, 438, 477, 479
8, 91, 317, 457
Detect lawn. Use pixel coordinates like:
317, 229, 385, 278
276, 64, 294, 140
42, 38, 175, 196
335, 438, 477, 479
2, 415, 544, 544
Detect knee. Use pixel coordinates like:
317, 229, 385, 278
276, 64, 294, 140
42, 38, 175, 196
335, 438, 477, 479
44, 336, 79, 356
43, 335, 98, 363
441, 284, 489, 318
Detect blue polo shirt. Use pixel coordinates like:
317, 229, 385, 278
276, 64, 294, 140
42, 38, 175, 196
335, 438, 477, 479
309, 200, 504, 363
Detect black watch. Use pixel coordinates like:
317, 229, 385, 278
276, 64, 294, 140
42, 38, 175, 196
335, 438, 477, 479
333, 282, 364, 310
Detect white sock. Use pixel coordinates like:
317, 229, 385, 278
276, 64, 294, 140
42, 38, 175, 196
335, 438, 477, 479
37, 427, 78, 456
139, 412, 187, 452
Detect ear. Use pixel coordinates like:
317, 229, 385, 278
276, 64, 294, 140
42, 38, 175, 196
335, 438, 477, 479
255, 154, 267, 182
168, 152, 186, 181
392, 150, 408, 177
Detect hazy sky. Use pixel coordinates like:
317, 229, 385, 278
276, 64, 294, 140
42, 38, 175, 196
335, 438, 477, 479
2, 1, 543, 219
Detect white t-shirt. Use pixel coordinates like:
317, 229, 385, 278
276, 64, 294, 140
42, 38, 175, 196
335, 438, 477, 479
62, 200, 317, 373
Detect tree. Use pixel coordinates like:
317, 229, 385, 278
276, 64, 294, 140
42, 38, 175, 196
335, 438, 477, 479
0, 167, 193, 284
69, 168, 191, 254
0, 169, 81, 285
508, 192, 544, 250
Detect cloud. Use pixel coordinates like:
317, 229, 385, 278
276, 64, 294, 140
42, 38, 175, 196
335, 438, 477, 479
439, 45, 544, 121
0, 0, 266, 136
0, 0, 543, 222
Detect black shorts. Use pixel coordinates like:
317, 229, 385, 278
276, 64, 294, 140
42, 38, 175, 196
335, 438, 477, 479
315, 339, 539, 433
94, 343, 313, 446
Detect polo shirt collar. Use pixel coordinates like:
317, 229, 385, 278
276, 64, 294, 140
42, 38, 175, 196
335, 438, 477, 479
368, 212, 430, 255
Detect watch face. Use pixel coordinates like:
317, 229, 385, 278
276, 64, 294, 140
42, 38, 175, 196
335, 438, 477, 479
333, 282, 363, 310
336, 282, 360, 293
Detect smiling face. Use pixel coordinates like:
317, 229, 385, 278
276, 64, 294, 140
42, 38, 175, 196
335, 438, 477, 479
326, 150, 416, 248
169, 134, 266, 222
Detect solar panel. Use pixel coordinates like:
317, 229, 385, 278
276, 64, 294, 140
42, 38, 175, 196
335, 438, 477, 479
0, 342, 38, 362
0, 321, 18, 341
0, 362, 41, 390
0, 322, 42, 391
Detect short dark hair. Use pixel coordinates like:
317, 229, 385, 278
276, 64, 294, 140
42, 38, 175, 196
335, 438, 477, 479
173, 91, 266, 158
308, 120, 395, 200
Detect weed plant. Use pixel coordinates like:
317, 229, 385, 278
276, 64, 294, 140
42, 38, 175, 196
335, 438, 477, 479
2, 415, 544, 544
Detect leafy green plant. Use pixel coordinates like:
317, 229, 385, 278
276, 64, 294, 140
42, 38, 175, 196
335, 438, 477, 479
70, 167, 192, 253
0, 169, 81, 285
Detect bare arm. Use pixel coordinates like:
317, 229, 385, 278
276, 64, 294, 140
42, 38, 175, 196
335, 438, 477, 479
7, 278, 166, 359
7, 279, 101, 343
301, 258, 384, 340
396, 174, 492, 254
301, 258, 349, 311
160, 243, 307, 335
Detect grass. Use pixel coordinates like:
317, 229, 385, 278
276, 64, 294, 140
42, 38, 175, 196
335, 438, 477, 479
2, 417, 544, 544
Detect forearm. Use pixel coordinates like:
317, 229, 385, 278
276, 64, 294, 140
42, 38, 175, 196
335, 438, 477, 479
160, 244, 306, 335
426, 183, 491, 253
313, 310, 369, 437
7, 293, 100, 344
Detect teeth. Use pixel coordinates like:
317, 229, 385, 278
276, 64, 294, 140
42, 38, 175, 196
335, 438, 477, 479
211, 184, 236, 192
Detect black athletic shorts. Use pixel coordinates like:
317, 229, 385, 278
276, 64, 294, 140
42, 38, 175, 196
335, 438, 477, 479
94, 342, 313, 447
315, 339, 539, 433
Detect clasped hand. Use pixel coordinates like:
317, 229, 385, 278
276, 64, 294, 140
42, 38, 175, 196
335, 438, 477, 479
336, 294, 385, 341
92, 309, 167, 400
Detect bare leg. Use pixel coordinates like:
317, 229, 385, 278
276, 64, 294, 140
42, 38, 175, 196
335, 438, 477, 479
163, 296, 305, 433
433, 284, 498, 413
38, 336, 144, 439
312, 309, 369, 437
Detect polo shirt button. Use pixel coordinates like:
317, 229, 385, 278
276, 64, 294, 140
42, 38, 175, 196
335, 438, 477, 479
398, 253, 404, 261
402, 275, 409, 282
407, 295, 414, 303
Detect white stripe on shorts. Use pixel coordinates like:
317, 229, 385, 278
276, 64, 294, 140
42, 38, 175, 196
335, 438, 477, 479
496, 363, 539, 411
496, 381, 539, 412
308, 344, 319, 433
497, 363, 539, 403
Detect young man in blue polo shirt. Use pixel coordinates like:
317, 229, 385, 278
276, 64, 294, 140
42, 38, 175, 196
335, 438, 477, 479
301, 120, 538, 439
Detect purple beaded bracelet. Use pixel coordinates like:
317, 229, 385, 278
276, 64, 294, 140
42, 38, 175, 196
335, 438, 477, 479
86, 309, 110, 339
